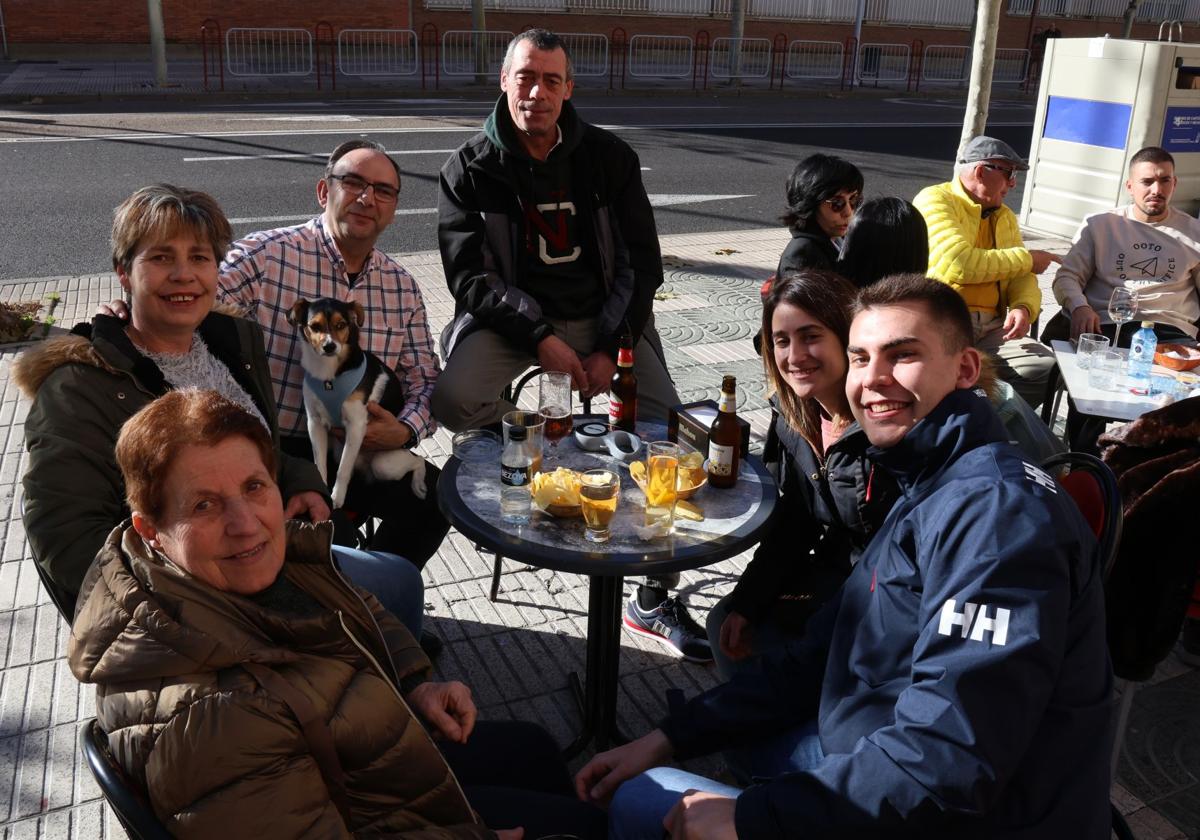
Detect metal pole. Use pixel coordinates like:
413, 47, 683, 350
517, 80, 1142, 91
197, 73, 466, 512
960, 0, 1002, 160
0, 0, 9, 61
1023, 0, 1041, 55
407, 0, 414, 34
471, 0, 487, 85
147, 0, 168, 86
851, 0, 866, 89
1122, 0, 1142, 38
729, 0, 745, 86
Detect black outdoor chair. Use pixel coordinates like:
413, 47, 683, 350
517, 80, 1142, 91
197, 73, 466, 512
489, 366, 590, 601
79, 718, 172, 840
1039, 452, 1133, 839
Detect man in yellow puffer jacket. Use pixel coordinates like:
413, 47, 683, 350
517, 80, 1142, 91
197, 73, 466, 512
914, 136, 1062, 408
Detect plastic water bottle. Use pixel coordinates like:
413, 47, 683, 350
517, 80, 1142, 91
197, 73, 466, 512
1127, 321, 1158, 395
500, 425, 533, 524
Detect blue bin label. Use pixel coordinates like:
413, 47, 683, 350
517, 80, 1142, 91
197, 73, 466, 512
1162, 106, 1200, 153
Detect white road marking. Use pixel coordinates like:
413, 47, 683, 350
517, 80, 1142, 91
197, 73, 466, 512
228, 193, 753, 225
184, 149, 456, 162
648, 193, 752, 207
0, 120, 1034, 145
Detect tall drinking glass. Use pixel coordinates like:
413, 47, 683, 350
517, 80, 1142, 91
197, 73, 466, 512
1108, 287, 1138, 350
580, 469, 620, 543
538, 372, 573, 462
644, 441, 681, 536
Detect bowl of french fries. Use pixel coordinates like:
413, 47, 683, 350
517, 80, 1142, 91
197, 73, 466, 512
531, 468, 584, 517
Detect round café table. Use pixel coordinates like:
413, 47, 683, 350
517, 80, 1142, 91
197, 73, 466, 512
437, 419, 778, 758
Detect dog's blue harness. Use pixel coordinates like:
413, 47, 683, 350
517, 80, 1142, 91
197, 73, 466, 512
304, 356, 367, 426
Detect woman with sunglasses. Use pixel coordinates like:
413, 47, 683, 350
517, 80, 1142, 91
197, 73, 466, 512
777, 154, 864, 277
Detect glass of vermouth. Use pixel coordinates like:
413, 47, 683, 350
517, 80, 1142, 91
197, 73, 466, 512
580, 469, 620, 543
644, 441, 681, 536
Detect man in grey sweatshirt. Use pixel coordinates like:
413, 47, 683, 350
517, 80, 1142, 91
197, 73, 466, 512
1048, 145, 1200, 345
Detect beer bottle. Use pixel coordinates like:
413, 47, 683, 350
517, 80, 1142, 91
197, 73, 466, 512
707, 375, 740, 489
608, 334, 638, 433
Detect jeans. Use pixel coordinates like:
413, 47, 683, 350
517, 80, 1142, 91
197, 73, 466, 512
705, 593, 803, 682
332, 546, 424, 636
608, 721, 824, 840
439, 720, 607, 839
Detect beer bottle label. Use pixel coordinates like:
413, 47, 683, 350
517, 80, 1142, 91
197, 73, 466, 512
608, 395, 624, 424
501, 464, 531, 487
717, 391, 736, 413
617, 347, 634, 367
709, 443, 735, 476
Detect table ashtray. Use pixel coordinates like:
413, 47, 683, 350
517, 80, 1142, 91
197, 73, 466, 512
452, 429, 502, 463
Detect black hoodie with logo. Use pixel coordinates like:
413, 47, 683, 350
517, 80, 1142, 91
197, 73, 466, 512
437, 95, 662, 359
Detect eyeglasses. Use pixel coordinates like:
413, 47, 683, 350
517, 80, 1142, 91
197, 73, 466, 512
328, 172, 399, 203
980, 163, 1018, 182
822, 192, 863, 213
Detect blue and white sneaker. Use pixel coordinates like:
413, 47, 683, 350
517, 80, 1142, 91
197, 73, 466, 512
624, 596, 713, 663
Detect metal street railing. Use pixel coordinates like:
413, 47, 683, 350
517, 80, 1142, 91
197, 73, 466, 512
784, 39, 844, 79
441, 29, 513, 77
422, 0, 966, 25
627, 34, 694, 78
855, 42, 910, 85
709, 37, 772, 78
1008, 0, 1200, 22
921, 44, 969, 83
559, 32, 610, 77
338, 29, 420, 76
994, 48, 1029, 84
225, 28, 313, 76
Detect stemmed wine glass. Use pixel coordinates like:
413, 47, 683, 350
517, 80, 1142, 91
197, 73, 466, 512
1108, 287, 1139, 350
538, 372, 573, 463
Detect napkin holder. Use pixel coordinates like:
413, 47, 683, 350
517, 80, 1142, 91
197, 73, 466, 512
668, 400, 749, 459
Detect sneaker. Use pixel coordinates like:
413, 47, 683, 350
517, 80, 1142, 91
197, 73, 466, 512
624, 596, 713, 663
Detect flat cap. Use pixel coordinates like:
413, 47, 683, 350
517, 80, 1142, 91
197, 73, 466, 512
958, 136, 1030, 171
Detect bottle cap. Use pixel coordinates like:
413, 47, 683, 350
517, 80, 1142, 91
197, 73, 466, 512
1141, 321, 1154, 328
508, 426, 527, 442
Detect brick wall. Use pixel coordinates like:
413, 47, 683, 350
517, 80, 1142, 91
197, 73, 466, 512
1, 0, 1174, 49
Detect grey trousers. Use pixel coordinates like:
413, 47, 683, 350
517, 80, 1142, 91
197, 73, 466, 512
432, 316, 681, 432
972, 311, 1056, 409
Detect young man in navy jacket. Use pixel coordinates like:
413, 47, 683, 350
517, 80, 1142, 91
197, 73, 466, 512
575, 273, 1113, 839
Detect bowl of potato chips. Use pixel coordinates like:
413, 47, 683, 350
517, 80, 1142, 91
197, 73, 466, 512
531, 468, 584, 517
628, 450, 708, 500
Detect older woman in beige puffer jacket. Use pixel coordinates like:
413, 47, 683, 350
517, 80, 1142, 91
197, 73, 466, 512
67, 389, 605, 839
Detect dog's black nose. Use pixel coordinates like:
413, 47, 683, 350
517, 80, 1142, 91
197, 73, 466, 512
322, 342, 337, 355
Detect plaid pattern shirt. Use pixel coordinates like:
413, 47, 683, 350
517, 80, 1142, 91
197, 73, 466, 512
218, 216, 439, 441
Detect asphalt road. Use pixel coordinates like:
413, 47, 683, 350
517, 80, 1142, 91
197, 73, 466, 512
0, 93, 1036, 280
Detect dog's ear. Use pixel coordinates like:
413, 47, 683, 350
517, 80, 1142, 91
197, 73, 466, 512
287, 299, 310, 327
350, 301, 366, 327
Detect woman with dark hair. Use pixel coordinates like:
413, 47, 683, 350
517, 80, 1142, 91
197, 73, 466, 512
836, 196, 929, 288
776, 153, 864, 276
710, 269, 898, 680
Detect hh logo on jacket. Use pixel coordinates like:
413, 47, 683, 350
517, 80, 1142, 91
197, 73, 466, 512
526, 201, 582, 265
938, 599, 1010, 645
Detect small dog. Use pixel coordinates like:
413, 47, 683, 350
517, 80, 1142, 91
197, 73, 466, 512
288, 297, 427, 509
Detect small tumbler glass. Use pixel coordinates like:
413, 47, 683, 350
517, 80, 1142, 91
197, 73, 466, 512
1076, 333, 1110, 371
580, 469, 619, 543
1087, 350, 1123, 392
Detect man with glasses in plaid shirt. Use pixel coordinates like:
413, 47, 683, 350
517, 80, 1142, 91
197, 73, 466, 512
914, 136, 1062, 409
217, 140, 450, 606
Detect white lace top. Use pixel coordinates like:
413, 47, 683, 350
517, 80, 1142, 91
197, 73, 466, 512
140, 334, 269, 430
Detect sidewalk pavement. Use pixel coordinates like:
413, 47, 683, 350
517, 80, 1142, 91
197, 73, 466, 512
0, 226, 1194, 839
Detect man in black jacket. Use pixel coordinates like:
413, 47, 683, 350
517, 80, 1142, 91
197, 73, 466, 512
435, 30, 708, 662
